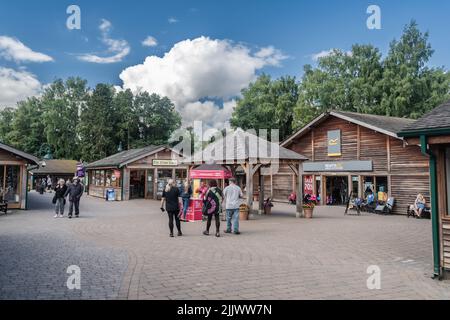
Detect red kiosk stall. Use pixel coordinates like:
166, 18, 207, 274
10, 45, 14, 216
184, 164, 233, 222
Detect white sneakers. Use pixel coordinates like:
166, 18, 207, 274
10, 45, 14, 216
54, 214, 58, 218
54, 214, 64, 218
59, 214, 63, 218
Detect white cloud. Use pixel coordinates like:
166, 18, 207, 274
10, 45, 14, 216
119, 36, 286, 129
0, 67, 42, 107
311, 49, 352, 61
78, 19, 130, 64
0, 36, 53, 63
142, 36, 158, 47
168, 17, 178, 24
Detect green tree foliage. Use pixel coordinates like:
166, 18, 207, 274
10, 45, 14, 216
7, 97, 46, 155
293, 21, 450, 129
230, 74, 299, 141
42, 77, 88, 160
0, 79, 182, 162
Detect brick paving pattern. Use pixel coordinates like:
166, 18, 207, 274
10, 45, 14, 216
0, 191, 449, 300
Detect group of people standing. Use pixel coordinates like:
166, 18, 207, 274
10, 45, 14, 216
52, 177, 84, 219
160, 178, 243, 238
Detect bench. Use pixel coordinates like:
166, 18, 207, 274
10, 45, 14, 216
406, 205, 431, 219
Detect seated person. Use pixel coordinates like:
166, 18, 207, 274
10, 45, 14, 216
414, 193, 426, 218
366, 193, 375, 205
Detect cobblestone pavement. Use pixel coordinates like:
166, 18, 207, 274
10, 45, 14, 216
0, 191, 449, 300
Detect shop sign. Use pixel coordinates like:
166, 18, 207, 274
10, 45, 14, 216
304, 176, 314, 195
304, 160, 373, 172
327, 130, 342, 157
152, 159, 178, 166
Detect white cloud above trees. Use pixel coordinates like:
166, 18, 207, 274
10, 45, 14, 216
119, 36, 285, 129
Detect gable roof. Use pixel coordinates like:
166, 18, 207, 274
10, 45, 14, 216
183, 129, 308, 164
0, 142, 39, 165
282, 111, 416, 147
399, 100, 450, 136
86, 145, 168, 169
30, 160, 77, 175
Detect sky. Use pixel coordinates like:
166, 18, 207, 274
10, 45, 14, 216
1, 0, 449, 129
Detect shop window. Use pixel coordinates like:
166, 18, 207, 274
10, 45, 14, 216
94, 170, 106, 186
375, 176, 388, 193
446, 147, 450, 215
4, 166, 20, 203
105, 170, 121, 188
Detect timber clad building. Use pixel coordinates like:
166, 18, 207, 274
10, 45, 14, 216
280, 111, 430, 215
399, 100, 450, 276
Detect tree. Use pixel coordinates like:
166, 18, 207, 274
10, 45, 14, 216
230, 74, 299, 141
292, 21, 450, 129
8, 97, 46, 155
133, 92, 181, 147
42, 77, 88, 160
78, 84, 116, 162
112, 89, 139, 150
0, 107, 16, 145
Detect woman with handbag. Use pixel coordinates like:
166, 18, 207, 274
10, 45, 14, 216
53, 179, 67, 218
202, 180, 223, 237
161, 179, 182, 238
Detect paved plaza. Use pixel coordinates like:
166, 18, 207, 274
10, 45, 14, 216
0, 191, 449, 300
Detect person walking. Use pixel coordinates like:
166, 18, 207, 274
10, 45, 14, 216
180, 180, 192, 222
64, 176, 84, 219
46, 175, 53, 191
53, 179, 67, 218
161, 179, 182, 237
202, 180, 223, 237
223, 178, 243, 235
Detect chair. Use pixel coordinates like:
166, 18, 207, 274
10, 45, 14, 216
375, 197, 395, 215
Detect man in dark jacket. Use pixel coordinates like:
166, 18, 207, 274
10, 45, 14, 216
64, 176, 84, 218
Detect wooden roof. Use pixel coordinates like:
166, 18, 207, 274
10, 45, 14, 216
86, 145, 166, 169
0, 142, 39, 165
183, 129, 308, 164
400, 100, 450, 135
30, 160, 78, 175
282, 111, 416, 147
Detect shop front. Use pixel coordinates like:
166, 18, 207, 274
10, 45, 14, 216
281, 111, 430, 214
86, 145, 188, 201
0, 143, 39, 209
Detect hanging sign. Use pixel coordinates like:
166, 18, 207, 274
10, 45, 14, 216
327, 130, 342, 157
152, 159, 178, 166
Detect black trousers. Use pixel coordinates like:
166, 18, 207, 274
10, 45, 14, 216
68, 199, 80, 216
167, 210, 181, 234
206, 213, 220, 233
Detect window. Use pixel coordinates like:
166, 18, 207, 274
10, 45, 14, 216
375, 176, 388, 193
4, 166, 20, 203
446, 147, 450, 215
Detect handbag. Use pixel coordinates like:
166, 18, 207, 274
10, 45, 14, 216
52, 195, 57, 205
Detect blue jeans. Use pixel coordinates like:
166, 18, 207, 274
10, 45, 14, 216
182, 197, 190, 219
226, 208, 240, 233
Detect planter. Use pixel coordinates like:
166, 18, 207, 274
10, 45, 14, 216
239, 204, 249, 221
304, 208, 314, 219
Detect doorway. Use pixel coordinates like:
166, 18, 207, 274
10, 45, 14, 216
130, 170, 145, 199
325, 176, 349, 206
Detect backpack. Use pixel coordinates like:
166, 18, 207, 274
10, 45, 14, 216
202, 188, 222, 216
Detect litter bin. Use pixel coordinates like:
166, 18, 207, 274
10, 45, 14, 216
106, 188, 116, 201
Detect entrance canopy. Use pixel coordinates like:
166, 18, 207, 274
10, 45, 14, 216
183, 129, 308, 217
190, 164, 233, 179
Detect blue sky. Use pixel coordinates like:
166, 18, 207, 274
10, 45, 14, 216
1, 0, 449, 128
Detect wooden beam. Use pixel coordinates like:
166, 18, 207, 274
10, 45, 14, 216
406, 136, 450, 146
357, 125, 361, 160
387, 136, 391, 173
258, 167, 264, 215
245, 163, 253, 212
296, 162, 304, 218
311, 130, 315, 162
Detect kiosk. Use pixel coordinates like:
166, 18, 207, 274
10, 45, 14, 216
185, 164, 233, 221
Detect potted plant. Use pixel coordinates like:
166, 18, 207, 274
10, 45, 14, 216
239, 203, 250, 221
303, 202, 315, 219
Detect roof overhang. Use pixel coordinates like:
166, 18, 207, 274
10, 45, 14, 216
398, 127, 450, 138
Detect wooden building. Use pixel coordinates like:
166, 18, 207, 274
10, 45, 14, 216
0, 142, 39, 209
399, 100, 450, 277
29, 159, 78, 189
279, 111, 430, 215
85, 145, 188, 201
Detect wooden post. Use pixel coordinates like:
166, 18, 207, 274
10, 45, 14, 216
259, 167, 264, 215
245, 163, 253, 212
296, 162, 304, 218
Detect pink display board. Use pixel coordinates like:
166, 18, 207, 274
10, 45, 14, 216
189, 169, 233, 179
